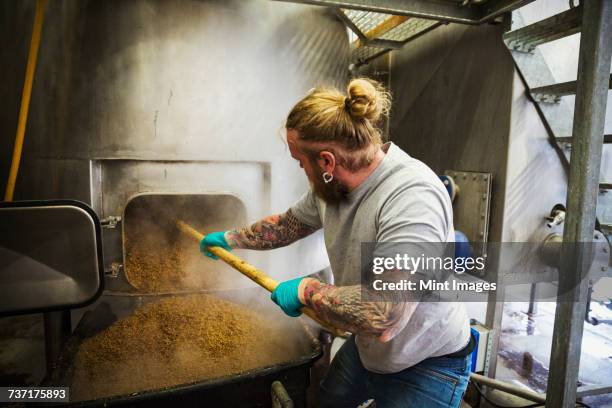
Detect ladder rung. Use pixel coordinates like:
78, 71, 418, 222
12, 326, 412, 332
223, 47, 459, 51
504, 6, 582, 53
600, 183, 612, 190
556, 134, 612, 144
531, 73, 612, 103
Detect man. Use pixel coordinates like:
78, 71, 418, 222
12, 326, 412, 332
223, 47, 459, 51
201, 78, 472, 407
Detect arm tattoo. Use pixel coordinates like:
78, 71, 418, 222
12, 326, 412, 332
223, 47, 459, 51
302, 279, 418, 342
225, 209, 319, 250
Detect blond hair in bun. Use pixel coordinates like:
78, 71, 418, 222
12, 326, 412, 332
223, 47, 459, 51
345, 78, 390, 122
286, 78, 391, 171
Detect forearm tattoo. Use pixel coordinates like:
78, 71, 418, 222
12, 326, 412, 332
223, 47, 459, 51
225, 210, 319, 250
302, 279, 418, 341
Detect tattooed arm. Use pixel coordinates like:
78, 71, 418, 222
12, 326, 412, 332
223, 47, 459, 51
298, 277, 419, 342
224, 209, 319, 250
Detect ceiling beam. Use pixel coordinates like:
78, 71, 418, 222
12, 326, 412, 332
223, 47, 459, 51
273, 0, 481, 24
273, 0, 536, 24
352, 20, 444, 65
479, 0, 536, 22
354, 15, 410, 47
334, 8, 367, 40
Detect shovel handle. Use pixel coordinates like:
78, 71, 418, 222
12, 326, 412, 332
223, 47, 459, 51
176, 220, 347, 337
177, 220, 278, 291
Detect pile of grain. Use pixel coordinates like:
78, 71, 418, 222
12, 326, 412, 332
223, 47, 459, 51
71, 295, 301, 401
124, 223, 230, 293
122, 194, 245, 293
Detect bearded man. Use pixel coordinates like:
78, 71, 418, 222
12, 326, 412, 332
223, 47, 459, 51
200, 78, 473, 408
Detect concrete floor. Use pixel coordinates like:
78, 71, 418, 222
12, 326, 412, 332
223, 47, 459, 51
495, 288, 612, 407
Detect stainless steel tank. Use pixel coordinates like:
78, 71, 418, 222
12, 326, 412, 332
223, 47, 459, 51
9, 0, 349, 282
0, 2, 346, 398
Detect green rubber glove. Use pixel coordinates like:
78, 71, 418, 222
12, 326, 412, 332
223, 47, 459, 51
271, 277, 305, 317
199, 231, 232, 260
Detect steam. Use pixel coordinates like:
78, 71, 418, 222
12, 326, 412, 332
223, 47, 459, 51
123, 193, 256, 292
122, 193, 321, 335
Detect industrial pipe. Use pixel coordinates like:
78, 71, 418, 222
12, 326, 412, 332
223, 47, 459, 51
271, 381, 294, 408
4, 0, 47, 202
470, 373, 547, 404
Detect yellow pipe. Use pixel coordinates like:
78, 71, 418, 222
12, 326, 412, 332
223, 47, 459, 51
4, 0, 47, 202
176, 220, 348, 337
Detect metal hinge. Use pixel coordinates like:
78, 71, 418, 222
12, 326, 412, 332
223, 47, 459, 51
104, 262, 123, 278
100, 216, 121, 229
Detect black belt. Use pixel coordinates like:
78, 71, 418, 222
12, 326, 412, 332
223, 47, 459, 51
443, 332, 476, 358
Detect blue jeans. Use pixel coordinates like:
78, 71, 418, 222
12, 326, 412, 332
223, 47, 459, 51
319, 336, 471, 408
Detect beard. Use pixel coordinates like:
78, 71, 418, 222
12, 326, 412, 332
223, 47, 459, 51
310, 172, 350, 204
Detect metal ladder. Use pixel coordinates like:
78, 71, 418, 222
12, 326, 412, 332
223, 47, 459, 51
504, 3, 612, 227
503, 1, 612, 407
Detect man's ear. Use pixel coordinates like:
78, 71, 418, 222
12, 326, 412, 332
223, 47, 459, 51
318, 151, 336, 173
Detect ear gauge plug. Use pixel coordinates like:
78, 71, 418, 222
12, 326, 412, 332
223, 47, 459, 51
322, 172, 333, 184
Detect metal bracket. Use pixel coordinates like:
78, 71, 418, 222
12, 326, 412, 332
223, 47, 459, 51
540, 230, 610, 281
104, 262, 123, 278
444, 170, 492, 264
100, 215, 121, 229
506, 41, 536, 53
483, 328, 495, 377
590, 230, 610, 281
545, 204, 566, 228
532, 93, 561, 104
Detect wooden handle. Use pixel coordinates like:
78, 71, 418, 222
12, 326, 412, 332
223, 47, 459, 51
177, 220, 278, 291
176, 220, 347, 337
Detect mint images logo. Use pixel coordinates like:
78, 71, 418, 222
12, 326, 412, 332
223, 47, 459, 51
370, 277, 497, 293
370, 253, 495, 296
361, 241, 603, 303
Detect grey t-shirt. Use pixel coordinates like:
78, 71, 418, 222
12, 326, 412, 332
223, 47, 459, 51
291, 142, 470, 374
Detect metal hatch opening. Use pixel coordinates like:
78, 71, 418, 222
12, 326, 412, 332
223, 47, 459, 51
121, 193, 249, 294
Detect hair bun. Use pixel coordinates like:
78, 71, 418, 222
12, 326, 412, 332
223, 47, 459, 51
346, 78, 390, 122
